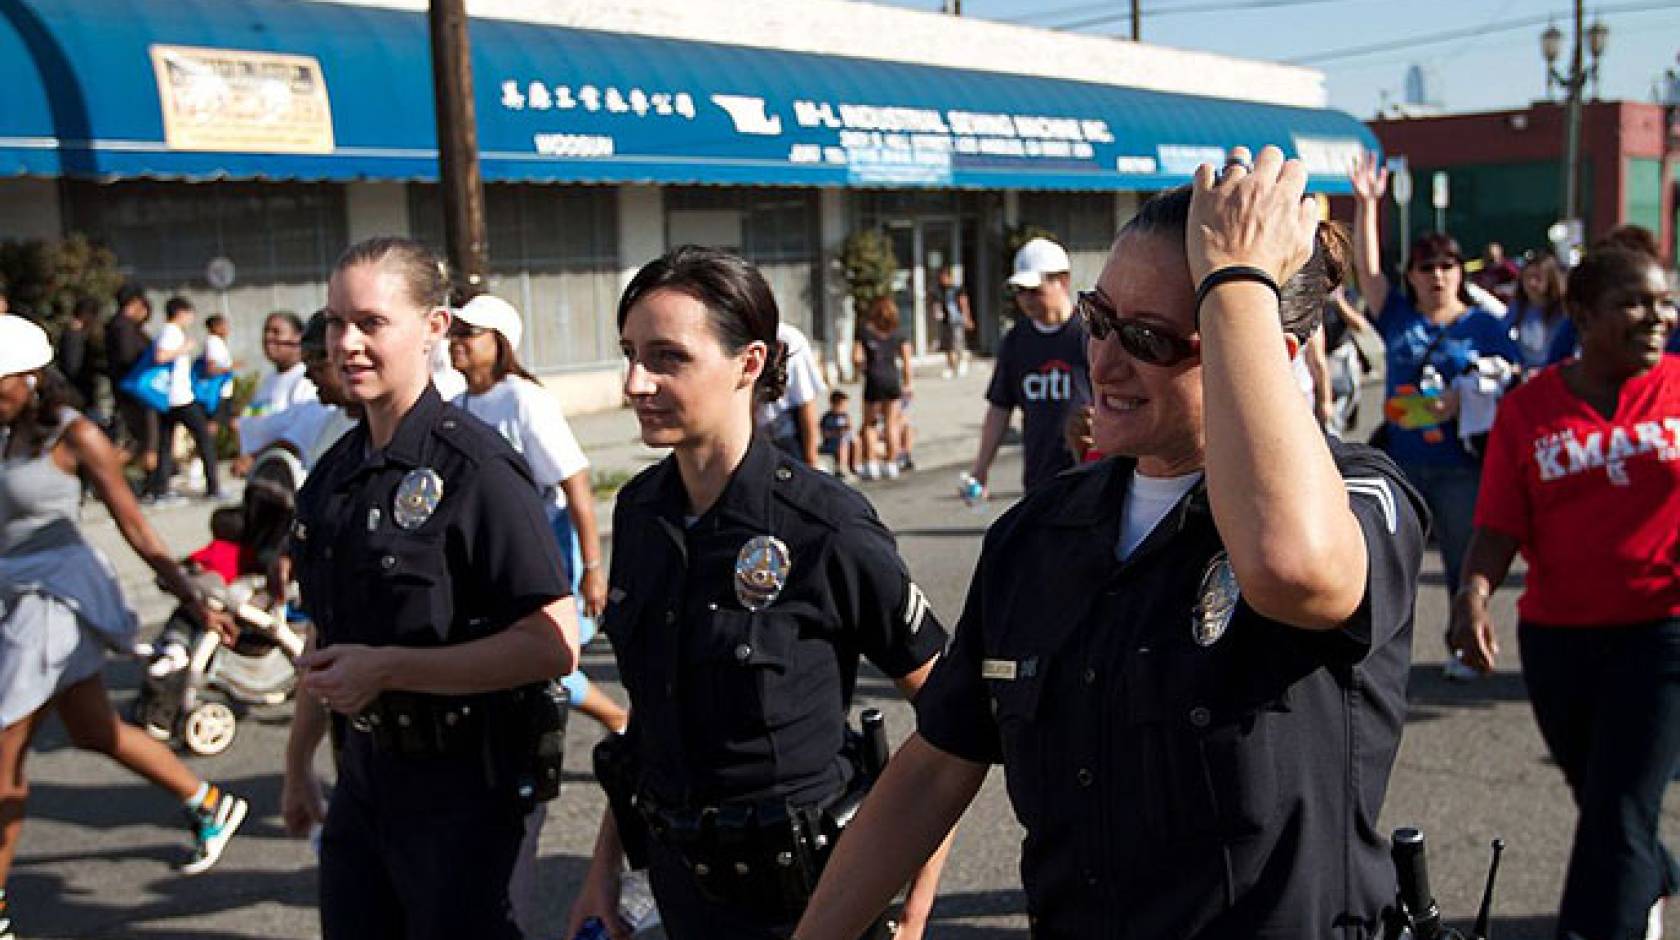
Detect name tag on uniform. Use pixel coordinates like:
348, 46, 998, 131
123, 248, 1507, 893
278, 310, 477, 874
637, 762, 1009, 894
982, 658, 1036, 680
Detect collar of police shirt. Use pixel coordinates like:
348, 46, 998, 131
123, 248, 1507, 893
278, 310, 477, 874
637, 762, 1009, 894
626, 433, 790, 537
343, 383, 448, 480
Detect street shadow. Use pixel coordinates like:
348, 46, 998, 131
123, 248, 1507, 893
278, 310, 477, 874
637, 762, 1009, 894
9, 864, 317, 938
895, 525, 993, 539
1443, 914, 1556, 939
1404, 667, 1530, 724
1419, 570, 1528, 590
517, 852, 595, 937
21, 771, 291, 842
928, 887, 1028, 919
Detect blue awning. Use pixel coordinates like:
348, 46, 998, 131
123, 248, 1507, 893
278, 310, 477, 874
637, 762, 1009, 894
0, 0, 1378, 192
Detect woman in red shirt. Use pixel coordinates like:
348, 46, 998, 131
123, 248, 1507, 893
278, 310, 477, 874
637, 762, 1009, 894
1451, 246, 1679, 940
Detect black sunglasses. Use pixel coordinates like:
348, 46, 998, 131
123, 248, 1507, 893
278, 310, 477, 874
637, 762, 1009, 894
1077, 290, 1201, 367
448, 322, 490, 339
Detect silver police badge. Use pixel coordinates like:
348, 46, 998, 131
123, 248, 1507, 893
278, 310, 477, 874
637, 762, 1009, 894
393, 468, 444, 530
734, 535, 791, 612
1191, 551, 1241, 647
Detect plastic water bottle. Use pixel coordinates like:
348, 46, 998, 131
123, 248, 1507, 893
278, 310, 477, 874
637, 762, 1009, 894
958, 473, 986, 511
572, 869, 659, 939
619, 869, 659, 932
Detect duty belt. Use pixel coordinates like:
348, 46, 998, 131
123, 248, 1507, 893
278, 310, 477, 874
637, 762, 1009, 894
640, 790, 840, 920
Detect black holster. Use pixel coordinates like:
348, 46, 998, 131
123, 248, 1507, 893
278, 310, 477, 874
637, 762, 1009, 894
594, 733, 651, 870
499, 681, 569, 804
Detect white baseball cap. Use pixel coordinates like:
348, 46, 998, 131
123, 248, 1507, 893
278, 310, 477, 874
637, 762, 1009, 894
0, 315, 53, 377
1007, 238, 1072, 289
454, 294, 523, 350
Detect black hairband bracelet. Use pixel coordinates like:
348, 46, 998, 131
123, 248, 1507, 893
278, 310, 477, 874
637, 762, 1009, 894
1194, 265, 1281, 326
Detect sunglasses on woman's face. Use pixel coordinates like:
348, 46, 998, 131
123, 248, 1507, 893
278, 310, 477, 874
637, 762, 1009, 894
1077, 290, 1201, 367
448, 322, 489, 339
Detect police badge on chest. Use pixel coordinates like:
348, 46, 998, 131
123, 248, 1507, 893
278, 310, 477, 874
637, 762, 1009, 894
1191, 551, 1241, 647
735, 535, 791, 611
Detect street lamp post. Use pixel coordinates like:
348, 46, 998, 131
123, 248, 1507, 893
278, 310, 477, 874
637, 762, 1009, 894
1541, 1, 1608, 229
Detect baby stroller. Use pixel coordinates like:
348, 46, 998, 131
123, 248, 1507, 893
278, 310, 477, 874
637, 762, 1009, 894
133, 447, 310, 756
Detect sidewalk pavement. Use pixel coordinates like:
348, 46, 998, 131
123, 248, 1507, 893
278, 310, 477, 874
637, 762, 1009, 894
564, 358, 995, 497
80, 360, 1001, 629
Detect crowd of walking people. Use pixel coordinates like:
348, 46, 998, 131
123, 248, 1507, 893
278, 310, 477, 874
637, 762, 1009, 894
0, 142, 1674, 940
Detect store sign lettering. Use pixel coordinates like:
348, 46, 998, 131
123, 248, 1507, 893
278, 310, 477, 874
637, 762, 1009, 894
494, 72, 1359, 184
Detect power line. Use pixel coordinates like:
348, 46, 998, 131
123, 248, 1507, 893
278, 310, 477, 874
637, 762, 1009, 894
1289, 1, 1679, 65
1051, 0, 1352, 31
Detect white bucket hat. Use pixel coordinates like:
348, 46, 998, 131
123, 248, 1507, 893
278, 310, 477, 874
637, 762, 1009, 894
0, 316, 53, 377
454, 294, 524, 350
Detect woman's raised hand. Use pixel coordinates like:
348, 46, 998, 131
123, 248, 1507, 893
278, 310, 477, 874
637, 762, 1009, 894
1187, 145, 1318, 288
1349, 150, 1389, 205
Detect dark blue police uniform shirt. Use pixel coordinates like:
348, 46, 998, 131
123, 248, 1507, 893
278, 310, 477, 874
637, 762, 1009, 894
604, 435, 948, 808
293, 384, 569, 651
916, 440, 1428, 939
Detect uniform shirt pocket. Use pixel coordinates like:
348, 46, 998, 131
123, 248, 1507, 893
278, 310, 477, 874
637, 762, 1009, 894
698, 608, 799, 732
1124, 647, 1283, 846
354, 538, 450, 644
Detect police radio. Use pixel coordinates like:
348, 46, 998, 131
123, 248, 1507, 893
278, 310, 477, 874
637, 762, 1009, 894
1382, 827, 1506, 940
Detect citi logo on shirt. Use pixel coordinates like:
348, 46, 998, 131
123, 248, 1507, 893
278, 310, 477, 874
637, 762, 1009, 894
1533, 419, 1680, 486
1023, 360, 1077, 402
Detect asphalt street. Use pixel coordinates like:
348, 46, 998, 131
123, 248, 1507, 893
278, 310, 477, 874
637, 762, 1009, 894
12, 448, 1680, 938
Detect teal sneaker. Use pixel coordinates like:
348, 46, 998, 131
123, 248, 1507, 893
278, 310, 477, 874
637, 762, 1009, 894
179, 787, 248, 875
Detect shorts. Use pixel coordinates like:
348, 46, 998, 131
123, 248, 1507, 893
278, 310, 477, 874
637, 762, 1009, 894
819, 433, 852, 457
939, 321, 963, 352
862, 378, 902, 404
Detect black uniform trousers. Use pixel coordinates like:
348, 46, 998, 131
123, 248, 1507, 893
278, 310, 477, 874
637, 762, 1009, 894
318, 732, 534, 940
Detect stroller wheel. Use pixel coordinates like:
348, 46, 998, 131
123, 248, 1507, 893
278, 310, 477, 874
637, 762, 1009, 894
182, 702, 237, 757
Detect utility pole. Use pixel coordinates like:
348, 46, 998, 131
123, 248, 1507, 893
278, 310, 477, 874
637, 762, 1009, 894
941, 0, 962, 13
1132, 0, 1141, 41
428, 0, 489, 296
1562, 0, 1584, 224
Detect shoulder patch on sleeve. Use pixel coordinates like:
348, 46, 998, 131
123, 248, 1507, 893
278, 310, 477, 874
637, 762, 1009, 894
902, 581, 931, 635
1344, 477, 1398, 535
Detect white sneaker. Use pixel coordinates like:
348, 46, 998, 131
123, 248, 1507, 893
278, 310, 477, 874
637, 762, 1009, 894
860, 463, 880, 481
941, 368, 954, 380
1648, 897, 1664, 940
179, 788, 248, 875
883, 462, 900, 480
957, 361, 969, 377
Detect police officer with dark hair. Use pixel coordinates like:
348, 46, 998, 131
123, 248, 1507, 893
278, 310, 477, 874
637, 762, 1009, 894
565, 246, 952, 940
796, 148, 1430, 940
283, 236, 579, 940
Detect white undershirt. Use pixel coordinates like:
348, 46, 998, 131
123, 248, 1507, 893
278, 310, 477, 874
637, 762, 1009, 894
1116, 469, 1203, 561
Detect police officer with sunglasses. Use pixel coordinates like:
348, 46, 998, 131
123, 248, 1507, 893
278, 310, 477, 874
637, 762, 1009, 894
792, 147, 1430, 940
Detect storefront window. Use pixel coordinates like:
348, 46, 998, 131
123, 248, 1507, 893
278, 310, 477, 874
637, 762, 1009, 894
665, 187, 819, 332
1018, 192, 1114, 252
64, 180, 346, 285
410, 183, 621, 370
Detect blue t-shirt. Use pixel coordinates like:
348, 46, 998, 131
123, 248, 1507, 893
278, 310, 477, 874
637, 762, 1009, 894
1377, 291, 1521, 467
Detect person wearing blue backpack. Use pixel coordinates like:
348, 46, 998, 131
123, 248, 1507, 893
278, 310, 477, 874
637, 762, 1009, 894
142, 297, 221, 503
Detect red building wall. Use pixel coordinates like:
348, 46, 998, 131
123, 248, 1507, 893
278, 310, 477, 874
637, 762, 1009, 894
1370, 100, 1678, 259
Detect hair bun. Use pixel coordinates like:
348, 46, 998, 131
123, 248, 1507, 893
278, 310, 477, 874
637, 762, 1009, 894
759, 340, 790, 403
